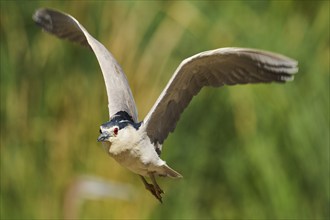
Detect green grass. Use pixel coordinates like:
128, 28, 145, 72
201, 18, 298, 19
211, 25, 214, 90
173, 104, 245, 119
1, 1, 329, 219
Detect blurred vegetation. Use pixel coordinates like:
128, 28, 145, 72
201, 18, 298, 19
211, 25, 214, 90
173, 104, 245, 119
1, 1, 329, 219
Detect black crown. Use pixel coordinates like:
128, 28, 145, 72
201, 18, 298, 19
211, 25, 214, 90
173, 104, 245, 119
101, 111, 142, 130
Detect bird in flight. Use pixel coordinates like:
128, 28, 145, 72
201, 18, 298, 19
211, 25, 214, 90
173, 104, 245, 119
33, 8, 298, 203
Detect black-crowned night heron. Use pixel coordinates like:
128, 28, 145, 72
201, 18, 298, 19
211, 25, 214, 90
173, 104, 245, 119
33, 8, 298, 203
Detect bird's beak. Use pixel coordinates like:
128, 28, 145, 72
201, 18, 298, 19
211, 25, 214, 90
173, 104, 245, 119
97, 132, 110, 142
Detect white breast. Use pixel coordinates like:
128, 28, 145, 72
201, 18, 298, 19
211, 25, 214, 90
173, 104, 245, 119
107, 126, 165, 176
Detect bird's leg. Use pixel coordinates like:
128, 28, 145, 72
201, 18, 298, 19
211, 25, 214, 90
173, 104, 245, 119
148, 172, 164, 200
139, 175, 163, 203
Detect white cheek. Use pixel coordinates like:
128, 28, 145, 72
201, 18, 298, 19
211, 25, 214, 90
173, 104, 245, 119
109, 135, 115, 142
116, 128, 136, 144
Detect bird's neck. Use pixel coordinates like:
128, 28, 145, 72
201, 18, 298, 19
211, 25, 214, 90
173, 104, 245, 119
109, 126, 145, 156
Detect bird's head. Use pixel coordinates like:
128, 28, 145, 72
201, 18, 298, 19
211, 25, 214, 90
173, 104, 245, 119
97, 124, 119, 143
97, 111, 141, 143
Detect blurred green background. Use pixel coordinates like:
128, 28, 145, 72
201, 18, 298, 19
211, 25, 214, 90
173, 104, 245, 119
1, 1, 329, 219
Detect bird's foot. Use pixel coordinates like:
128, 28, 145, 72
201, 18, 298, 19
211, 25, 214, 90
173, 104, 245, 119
144, 182, 164, 203
140, 175, 164, 203
148, 172, 164, 203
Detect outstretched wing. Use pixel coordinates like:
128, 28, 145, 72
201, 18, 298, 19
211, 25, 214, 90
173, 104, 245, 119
33, 8, 138, 122
143, 48, 298, 146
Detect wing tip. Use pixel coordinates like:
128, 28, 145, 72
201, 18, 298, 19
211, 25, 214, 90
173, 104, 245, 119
32, 8, 55, 32
277, 63, 299, 82
281, 74, 295, 82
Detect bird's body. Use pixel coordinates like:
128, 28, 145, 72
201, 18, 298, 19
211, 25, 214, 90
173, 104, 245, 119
99, 112, 181, 178
108, 134, 176, 178
104, 122, 163, 176
33, 8, 298, 202
107, 131, 164, 177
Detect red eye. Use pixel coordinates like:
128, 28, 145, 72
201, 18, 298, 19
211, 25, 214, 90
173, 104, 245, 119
114, 127, 118, 135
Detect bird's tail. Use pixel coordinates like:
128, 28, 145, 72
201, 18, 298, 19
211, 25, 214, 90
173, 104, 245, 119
160, 164, 183, 178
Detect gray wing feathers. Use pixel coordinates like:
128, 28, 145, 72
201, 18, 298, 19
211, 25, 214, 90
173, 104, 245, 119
33, 9, 90, 48
143, 48, 298, 145
33, 8, 138, 122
